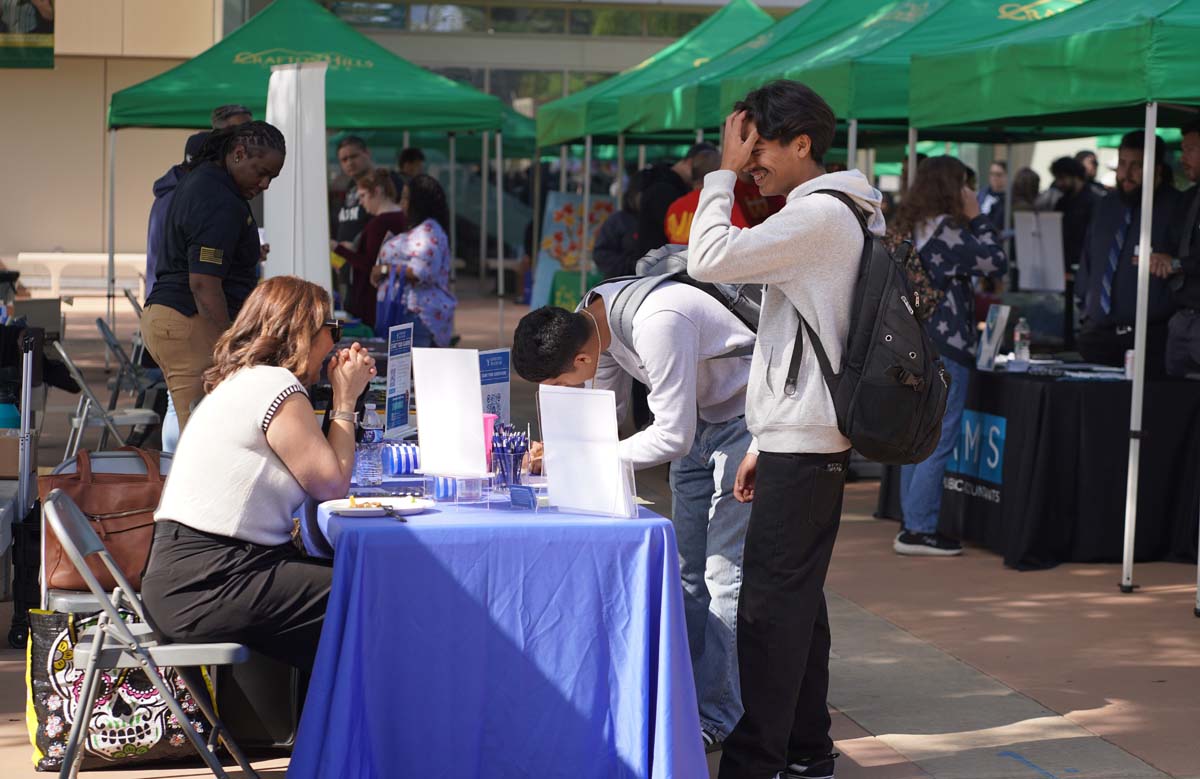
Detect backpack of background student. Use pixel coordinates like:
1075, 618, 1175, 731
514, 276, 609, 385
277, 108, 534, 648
602, 244, 761, 358
882, 226, 944, 321
784, 190, 949, 465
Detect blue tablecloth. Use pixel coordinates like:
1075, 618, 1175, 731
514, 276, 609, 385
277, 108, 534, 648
288, 500, 706, 779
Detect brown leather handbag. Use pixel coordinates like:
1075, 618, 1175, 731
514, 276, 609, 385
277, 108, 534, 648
39, 448, 163, 592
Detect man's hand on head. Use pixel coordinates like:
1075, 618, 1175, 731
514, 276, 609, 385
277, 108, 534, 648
721, 111, 758, 175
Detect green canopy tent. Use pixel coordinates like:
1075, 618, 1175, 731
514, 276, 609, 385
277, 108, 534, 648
535, 0, 772, 148
719, 0, 1099, 176
909, 0, 1200, 596
536, 0, 772, 296
617, 0, 888, 138
105, 0, 512, 320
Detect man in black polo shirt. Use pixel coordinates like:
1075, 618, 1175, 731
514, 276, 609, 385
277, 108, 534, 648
143, 121, 286, 430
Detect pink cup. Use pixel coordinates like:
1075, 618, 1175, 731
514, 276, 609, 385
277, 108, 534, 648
482, 413, 499, 470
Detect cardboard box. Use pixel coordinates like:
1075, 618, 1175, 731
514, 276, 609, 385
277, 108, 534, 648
0, 428, 37, 480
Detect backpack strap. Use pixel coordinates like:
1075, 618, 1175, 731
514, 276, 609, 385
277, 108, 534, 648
783, 190, 873, 397
605, 274, 756, 359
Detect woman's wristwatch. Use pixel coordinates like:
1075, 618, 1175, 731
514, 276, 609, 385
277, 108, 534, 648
328, 409, 358, 425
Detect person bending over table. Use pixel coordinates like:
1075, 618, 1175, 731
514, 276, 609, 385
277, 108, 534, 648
141, 276, 376, 672
513, 277, 755, 753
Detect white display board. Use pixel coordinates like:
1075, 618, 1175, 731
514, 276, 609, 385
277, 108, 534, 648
385, 323, 414, 439
1014, 211, 1066, 293
263, 62, 332, 295
412, 348, 488, 477
539, 384, 637, 518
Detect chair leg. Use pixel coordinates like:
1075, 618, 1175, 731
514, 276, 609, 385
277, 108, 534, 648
60, 620, 111, 779
64, 397, 87, 460
131, 651, 231, 779
177, 666, 260, 779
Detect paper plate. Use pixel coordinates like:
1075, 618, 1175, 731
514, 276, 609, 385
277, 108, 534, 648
327, 497, 435, 517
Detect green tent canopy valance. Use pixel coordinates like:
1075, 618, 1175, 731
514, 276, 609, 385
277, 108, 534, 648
719, 0, 1098, 125
909, 0, 1200, 131
108, 0, 503, 132
617, 0, 889, 135
535, 0, 772, 147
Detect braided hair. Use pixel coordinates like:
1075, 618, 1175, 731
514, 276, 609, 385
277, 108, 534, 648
187, 120, 286, 172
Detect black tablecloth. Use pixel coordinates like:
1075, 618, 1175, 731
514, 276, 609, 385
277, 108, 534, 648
877, 372, 1200, 570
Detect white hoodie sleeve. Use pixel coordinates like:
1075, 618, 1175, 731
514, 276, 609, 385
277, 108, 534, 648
616, 310, 700, 469
688, 170, 855, 285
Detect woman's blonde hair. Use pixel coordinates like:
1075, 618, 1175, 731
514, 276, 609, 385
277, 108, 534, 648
203, 276, 331, 393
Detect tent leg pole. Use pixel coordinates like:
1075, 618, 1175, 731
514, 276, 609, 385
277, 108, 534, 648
532, 145, 542, 286
615, 133, 625, 207
480, 132, 489, 282
580, 135, 593, 301
847, 119, 858, 172
1121, 101, 1158, 594
402, 130, 410, 150
696, 128, 704, 144
638, 144, 647, 170
448, 133, 457, 277
107, 129, 117, 372
559, 145, 568, 192
496, 132, 505, 344
1004, 140, 1015, 288
906, 127, 918, 190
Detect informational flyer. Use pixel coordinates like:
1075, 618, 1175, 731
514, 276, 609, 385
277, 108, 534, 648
479, 348, 511, 421
385, 323, 414, 437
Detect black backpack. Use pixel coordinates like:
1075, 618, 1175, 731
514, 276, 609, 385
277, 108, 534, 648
784, 190, 949, 465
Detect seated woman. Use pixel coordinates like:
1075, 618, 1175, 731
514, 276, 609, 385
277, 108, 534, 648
141, 276, 376, 672
332, 168, 408, 327
374, 174, 456, 347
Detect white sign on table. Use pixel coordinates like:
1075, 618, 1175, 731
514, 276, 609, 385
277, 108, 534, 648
479, 348, 511, 420
412, 348, 489, 477
385, 323, 414, 439
539, 384, 637, 518
1014, 211, 1066, 293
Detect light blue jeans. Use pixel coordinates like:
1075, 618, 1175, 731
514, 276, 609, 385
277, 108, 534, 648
668, 415, 754, 741
900, 357, 971, 534
161, 391, 180, 453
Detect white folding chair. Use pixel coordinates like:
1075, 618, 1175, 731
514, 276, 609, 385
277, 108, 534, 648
51, 341, 159, 459
41, 450, 173, 615
42, 489, 260, 779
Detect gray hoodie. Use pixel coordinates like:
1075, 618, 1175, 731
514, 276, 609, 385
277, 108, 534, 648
687, 169, 885, 454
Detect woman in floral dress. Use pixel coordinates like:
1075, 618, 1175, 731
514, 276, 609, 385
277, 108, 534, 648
374, 174, 456, 346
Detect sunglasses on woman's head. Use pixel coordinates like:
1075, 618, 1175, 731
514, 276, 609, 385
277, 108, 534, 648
323, 318, 344, 343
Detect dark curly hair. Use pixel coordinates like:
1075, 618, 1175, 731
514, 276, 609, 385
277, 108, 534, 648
512, 306, 591, 383
889, 156, 972, 240
732, 80, 836, 164
406, 173, 450, 231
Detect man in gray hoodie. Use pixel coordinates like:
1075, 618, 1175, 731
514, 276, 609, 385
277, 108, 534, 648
688, 81, 885, 779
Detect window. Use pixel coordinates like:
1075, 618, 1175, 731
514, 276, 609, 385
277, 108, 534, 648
408, 4, 487, 32
326, 2, 409, 28
568, 8, 643, 36
644, 10, 707, 37
490, 7, 565, 34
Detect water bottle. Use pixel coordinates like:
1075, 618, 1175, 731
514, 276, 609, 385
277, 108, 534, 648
354, 403, 385, 487
1013, 317, 1032, 364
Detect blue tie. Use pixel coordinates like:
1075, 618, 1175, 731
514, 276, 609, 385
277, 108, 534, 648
1100, 207, 1132, 316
